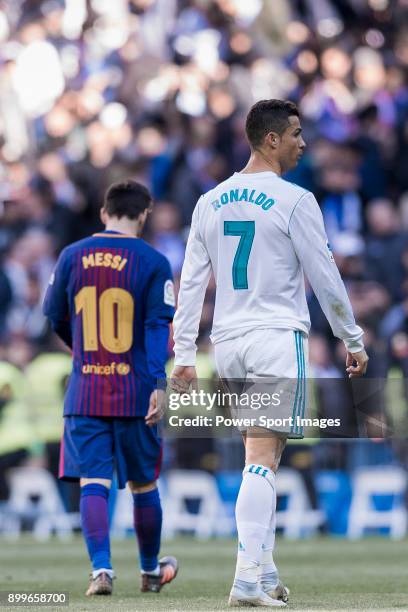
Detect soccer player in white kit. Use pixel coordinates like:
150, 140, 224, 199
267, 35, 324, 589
171, 100, 368, 607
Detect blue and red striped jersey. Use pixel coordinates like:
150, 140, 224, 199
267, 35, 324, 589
43, 230, 175, 417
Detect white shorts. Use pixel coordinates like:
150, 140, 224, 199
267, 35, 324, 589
214, 328, 309, 438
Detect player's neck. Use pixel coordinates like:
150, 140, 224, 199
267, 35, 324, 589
240, 150, 282, 176
104, 218, 140, 238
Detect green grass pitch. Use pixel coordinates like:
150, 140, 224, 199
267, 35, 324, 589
0, 536, 407, 610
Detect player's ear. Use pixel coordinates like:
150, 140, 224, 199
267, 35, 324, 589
142, 205, 152, 223
136, 208, 149, 236
100, 207, 108, 225
265, 131, 280, 149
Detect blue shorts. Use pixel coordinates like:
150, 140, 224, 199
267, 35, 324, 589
59, 416, 162, 489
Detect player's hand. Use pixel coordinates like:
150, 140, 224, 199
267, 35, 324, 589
145, 389, 166, 427
170, 366, 198, 393
346, 349, 368, 378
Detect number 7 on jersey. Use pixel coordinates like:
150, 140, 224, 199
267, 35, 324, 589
224, 221, 255, 290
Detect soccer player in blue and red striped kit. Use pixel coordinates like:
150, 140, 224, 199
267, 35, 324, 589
43, 180, 178, 596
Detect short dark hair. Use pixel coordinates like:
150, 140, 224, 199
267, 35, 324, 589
245, 99, 299, 148
103, 180, 152, 219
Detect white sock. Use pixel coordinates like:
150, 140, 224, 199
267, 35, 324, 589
260, 534, 278, 588
234, 465, 275, 588
260, 474, 279, 589
92, 568, 114, 579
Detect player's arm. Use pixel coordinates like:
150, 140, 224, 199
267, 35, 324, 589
289, 192, 368, 377
144, 257, 175, 425
172, 198, 212, 382
43, 250, 72, 349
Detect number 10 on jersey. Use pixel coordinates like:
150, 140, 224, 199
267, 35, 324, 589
75, 286, 134, 353
224, 221, 255, 290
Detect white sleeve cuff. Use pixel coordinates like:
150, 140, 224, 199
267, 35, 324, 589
343, 337, 365, 353
174, 348, 197, 367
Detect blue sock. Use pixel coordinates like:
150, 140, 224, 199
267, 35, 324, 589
80, 484, 111, 571
133, 488, 162, 573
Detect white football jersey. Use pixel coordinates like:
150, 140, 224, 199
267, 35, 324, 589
173, 170, 364, 366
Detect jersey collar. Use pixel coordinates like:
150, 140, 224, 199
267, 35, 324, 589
92, 230, 138, 238
234, 171, 277, 177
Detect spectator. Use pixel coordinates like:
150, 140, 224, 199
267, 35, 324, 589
365, 199, 408, 301
149, 201, 186, 275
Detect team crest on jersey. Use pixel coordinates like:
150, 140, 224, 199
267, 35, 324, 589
164, 280, 176, 307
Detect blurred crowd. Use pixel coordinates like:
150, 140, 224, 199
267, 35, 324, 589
0, 0, 408, 487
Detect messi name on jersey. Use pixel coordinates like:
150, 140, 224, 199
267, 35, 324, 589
82, 251, 128, 271
211, 188, 275, 212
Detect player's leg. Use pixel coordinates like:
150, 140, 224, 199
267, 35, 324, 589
244, 434, 289, 603
116, 417, 178, 593
128, 479, 178, 592
214, 337, 286, 607
259, 472, 289, 603
80, 477, 114, 595
229, 430, 286, 607
128, 480, 163, 579
243, 329, 307, 603
59, 416, 115, 595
